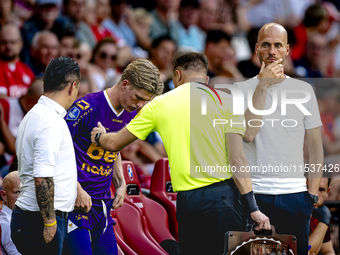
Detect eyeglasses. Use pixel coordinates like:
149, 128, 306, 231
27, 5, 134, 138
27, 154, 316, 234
99, 52, 117, 61
69, 53, 82, 59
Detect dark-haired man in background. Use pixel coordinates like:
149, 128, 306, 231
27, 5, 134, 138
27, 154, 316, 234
90, 52, 270, 255
0, 24, 35, 99
149, 36, 176, 84
11, 56, 80, 255
204, 29, 242, 80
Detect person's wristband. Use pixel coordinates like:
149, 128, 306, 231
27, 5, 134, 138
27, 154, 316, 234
44, 220, 57, 227
241, 191, 259, 213
95, 132, 102, 146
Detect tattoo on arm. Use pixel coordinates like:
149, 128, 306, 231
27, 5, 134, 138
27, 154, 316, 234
35, 177, 55, 222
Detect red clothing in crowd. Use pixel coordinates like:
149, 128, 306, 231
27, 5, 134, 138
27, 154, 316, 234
91, 25, 125, 47
0, 59, 35, 98
291, 24, 308, 61
321, 112, 336, 142
91, 25, 112, 42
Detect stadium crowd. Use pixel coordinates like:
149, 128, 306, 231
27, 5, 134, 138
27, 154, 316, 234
0, 0, 340, 254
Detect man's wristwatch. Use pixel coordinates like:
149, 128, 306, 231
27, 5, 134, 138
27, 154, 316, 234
310, 194, 319, 203
95, 132, 102, 146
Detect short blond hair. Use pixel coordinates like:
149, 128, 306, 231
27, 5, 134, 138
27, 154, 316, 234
120, 59, 163, 95
132, 8, 153, 25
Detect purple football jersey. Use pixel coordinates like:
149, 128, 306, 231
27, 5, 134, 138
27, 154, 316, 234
66, 90, 136, 200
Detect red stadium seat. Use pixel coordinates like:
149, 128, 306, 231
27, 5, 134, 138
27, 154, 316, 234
117, 161, 175, 246
111, 217, 138, 255
150, 158, 178, 241
111, 202, 167, 255
117, 244, 125, 255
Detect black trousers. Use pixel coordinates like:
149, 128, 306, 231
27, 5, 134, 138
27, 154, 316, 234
10, 206, 68, 255
176, 179, 246, 255
255, 192, 314, 255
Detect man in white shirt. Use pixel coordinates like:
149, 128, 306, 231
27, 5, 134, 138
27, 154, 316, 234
233, 23, 323, 255
10, 57, 80, 255
0, 171, 21, 255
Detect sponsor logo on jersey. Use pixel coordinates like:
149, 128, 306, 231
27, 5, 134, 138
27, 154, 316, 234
22, 74, 31, 85
112, 119, 123, 123
127, 164, 133, 180
76, 100, 90, 110
67, 106, 80, 121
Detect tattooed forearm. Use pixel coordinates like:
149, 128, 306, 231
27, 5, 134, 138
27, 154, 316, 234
35, 177, 55, 222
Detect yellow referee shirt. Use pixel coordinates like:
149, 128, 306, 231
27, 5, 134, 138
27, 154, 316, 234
127, 82, 245, 192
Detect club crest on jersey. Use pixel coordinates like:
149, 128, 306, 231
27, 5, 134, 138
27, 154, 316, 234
22, 74, 31, 85
127, 164, 133, 180
67, 106, 80, 121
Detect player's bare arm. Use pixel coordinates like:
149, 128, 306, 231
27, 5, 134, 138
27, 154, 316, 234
112, 154, 126, 209
306, 127, 324, 196
226, 133, 270, 231
243, 59, 283, 142
35, 177, 56, 244
91, 122, 137, 152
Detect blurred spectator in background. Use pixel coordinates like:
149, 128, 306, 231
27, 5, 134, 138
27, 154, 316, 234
197, 0, 217, 38
97, 0, 111, 24
0, 0, 22, 29
59, 29, 76, 57
204, 30, 243, 80
149, 0, 179, 45
0, 24, 34, 99
150, 36, 176, 82
204, 30, 230, 78
76, 77, 91, 99
0, 79, 43, 176
294, 33, 327, 78
63, 0, 96, 47
70, 40, 97, 92
237, 0, 285, 32
102, 0, 147, 60
83, 0, 112, 48
284, 0, 315, 28
316, 81, 340, 156
218, 0, 240, 35
13, 0, 35, 24
309, 177, 336, 255
20, 0, 74, 62
174, 0, 204, 52
291, 3, 330, 61
27, 30, 59, 76
0, 171, 21, 255
126, 8, 153, 51
237, 27, 260, 78
89, 37, 119, 91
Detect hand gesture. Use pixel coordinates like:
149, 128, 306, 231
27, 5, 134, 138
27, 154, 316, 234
250, 210, 271, 231
91, 122, 106, 144
258, 59, 284, 88
43, 222, 57, 243
74, 185, 92, 213
112, 184, 126, 209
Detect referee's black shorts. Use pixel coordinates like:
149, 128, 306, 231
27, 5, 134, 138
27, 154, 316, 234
176, 178, 246, 255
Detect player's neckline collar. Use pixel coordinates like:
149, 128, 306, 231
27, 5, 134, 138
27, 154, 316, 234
104, 89, 124, 117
